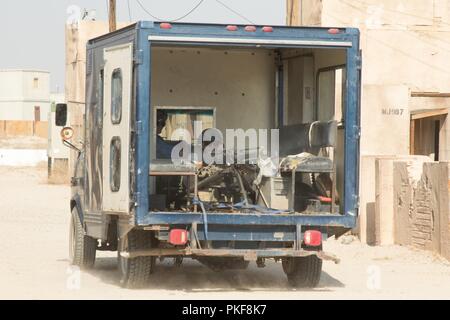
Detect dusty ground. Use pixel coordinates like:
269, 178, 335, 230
1, 165, 450, 300
0, 136, 47, 149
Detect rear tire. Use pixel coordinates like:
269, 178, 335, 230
118, 230, 155, 289
69, 207, 97, 268
282, 253, 322, 288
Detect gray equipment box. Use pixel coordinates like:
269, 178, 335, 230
257, 176, 293, 210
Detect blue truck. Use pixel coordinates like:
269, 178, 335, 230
56, 21, 361, 288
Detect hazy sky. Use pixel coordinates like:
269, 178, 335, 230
0, 0, 286, 92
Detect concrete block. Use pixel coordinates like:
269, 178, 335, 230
422, 162, 443, 253
394, 160, 420, 247
358, 155, 379, 245
394, 159, 450, 260
361, 85, 410, 156
361, 155, 430, 245
375, 159, 395, 245
440, 162, 450, 260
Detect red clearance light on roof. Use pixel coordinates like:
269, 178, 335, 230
245, 25, 257, 32
169, 229, 188, 246
328, 28, 340, 34
226, 25, 238, 31
262, 26, 273, 32
303, 230, 322, 247
160, 22, 172, 29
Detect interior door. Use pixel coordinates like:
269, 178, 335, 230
102, 43, 133, 213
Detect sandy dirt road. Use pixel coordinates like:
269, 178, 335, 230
1, 166, 450, 299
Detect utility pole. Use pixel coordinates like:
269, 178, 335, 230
286, 0, 300, 26
109, 0, 117, 32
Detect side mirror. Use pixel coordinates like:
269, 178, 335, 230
60, 127, 81, 154
55, 103, 68, 127
60, 127, 74, 141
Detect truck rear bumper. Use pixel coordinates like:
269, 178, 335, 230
120, 247, 340, 264
138, 211, 356, 228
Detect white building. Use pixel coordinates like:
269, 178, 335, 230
0, 69, 51, 121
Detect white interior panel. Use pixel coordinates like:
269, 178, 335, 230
151, 47, 276, 134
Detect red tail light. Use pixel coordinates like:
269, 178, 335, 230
160, 22, 172, 29
169, 229, 188, 245
262, 26, 273, 32
304, 230, 322, 247
245, 25, 256, 32
226, 25, 238, 31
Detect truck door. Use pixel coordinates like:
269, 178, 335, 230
102, 43, 133, 213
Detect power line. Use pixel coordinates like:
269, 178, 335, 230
341, 0, 450, 29
127, 0, 132, 21
288, 0, 294, 25
322, 11, 450, 75
135, 0, 205, 22
213, 0, 255, 25
338, 0, 450, 48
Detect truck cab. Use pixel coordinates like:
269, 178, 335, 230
60, 21, 361, 288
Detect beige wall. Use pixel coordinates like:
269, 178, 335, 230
362, 85, 410, 155
393, 160, 450, 260
291, 0, 450, 155
319, 0, 450, 157
359, 155, 431, 244
288, 1, 450, 243
370, 156, 450, 260
0, 120, 48, 138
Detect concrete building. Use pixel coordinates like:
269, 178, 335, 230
65, 20, 131, 171
287, 0, 450, 243
0, 69, 51, 121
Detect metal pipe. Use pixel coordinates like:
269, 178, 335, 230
255, 184, 269, 208
232, 167, 249, 206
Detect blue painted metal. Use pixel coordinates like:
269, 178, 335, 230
195, 224, 296, 242
195, 230, 295, 242
138, 212, 355, 228
128, 22, 360, 229
134, 22, 152, 223
343, 28, 361, 219
145, 22, 355, 44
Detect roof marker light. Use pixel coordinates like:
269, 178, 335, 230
318, 196, 332, 203
226, 25, 238, 31
245, 25, 257, 32
262, 26, 273, 32
328, 28, 340, 34
160, 22, 172, 29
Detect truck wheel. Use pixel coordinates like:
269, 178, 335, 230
282, 253, 322, 288
118, 230, 155, 288
69, 207, 97, 268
